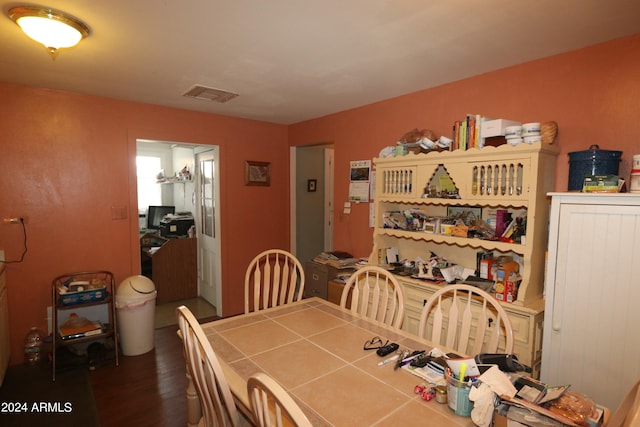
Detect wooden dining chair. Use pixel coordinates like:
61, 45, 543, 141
340, 265, 405, 329
244, 249, 305, 314
247, 372, 313, 427
418, 284, 514, 356
176, 305, 241, 427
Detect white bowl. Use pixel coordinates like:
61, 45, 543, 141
524, 135, 542, 144
504, 126, 522, 138
522, 122, 541, 136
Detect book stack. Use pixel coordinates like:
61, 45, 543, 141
452, 114, 489, 150
312, 251, 359, 269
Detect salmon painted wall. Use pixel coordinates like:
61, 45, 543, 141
2, 34, 639, 365
0, 83, 290, 364
289, 34, 640, 259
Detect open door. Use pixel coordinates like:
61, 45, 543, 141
195, 147, 222, 312
292, 144, 334, 265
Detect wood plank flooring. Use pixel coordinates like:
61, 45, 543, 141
88, 298, 219, 426
89, 325, 190, 426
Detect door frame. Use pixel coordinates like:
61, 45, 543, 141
133, 139, 222, 311
290, 144, 334, 254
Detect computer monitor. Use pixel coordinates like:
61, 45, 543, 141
146, 205, 175, 230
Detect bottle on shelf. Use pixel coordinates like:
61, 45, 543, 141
24, 326, 42, 365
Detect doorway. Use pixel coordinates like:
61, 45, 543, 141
135, 140, 222, 313
292, 144, 334, 265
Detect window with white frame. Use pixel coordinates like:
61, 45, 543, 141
136, 156, 162, 213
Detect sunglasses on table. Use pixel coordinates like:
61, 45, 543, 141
363, 336, 389, 350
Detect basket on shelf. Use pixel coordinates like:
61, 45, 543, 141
54, 272, 111, 306
58, 287, 107, 306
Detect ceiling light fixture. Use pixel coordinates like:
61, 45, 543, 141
9, 6, 90, 59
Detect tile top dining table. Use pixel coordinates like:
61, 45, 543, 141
200, 297, 475, 426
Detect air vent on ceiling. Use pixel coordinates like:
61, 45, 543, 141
182, 85, 238, 103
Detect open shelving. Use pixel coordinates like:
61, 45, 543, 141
51, 270, 119, 381
369, 141, 559, 377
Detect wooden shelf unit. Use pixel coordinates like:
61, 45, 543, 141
369, 142, 558, 376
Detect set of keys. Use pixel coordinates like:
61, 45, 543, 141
377, 348, 427, 370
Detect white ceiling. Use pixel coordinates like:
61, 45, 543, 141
1, 0, 639, 125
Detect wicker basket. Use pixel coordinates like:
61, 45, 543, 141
541, 121, 558, 144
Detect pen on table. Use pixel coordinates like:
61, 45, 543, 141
378, 354, 399, 366
397, 350, 426, 368
393, 350, 410, 370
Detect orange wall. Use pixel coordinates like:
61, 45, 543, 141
0, 84, 290, 364
289, 34, 640, 259
2, 34, 639, 365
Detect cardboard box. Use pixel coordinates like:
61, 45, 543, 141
495, 262, 519, 303
480, 258, 496, 280
494, 412, 527, 427
494, 405, 570, 426
582, 175, 619, 193
496, 279, 514, 303
587, 406, 605, 427
423, 218, 440, 234
495, 400, 606, 427
451, 224, 469, 238
481, 119, 522, 138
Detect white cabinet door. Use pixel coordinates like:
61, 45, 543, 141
541, 193, 640, 411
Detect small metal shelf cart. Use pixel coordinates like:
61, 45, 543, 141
51, 270, 119, 381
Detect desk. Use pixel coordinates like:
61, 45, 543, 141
140, 233, 197, 304
199, 298, 474, 426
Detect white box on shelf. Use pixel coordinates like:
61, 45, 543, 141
481, 119, 522, 138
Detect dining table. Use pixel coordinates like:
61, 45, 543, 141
194, 297, 476, 426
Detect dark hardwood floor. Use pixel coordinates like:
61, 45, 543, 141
89, 325, 190, 427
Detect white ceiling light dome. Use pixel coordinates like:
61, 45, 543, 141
9, 6, 90, 58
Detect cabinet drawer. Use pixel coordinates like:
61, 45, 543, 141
401, 280, 435, 310
404, 306, 422, 336
304, 261, 335, 300
505, 311, 531, 345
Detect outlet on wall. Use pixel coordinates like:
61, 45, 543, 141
3, 216, 27, 224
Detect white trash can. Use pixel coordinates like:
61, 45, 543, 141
116, 275, 157, 356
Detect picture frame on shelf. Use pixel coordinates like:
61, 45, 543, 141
245, 161, 271, 186
446, 206, 482, 226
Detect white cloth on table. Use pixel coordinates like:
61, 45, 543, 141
469, 365, 517, 427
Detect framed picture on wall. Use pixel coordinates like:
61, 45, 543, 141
245, 161, 271, 186
307, 179, 317, 192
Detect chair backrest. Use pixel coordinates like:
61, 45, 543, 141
247, 372, 312, 427
176, 306, 239, 427
609, 378, 640, 427
340, 266, 405, 329
418, 284, 514, 356
244, 249, 305, 314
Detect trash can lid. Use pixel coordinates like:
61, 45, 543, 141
117, 275, 156, 298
